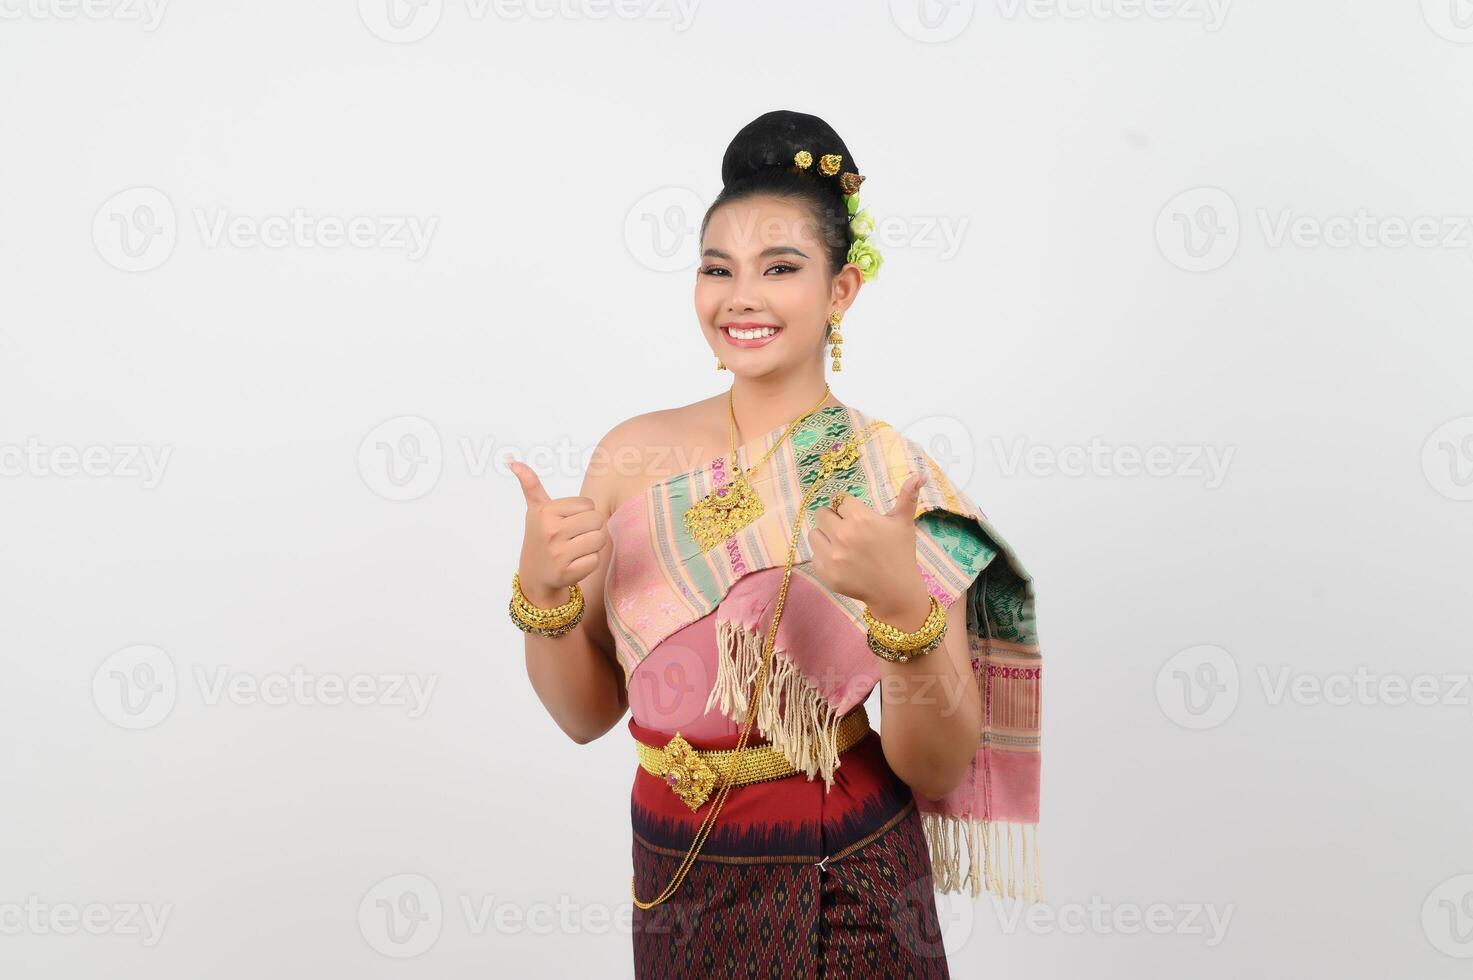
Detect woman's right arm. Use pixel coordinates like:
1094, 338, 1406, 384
508, 423, 633, 745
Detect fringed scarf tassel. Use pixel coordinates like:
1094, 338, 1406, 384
919, 811, 1043, 902
706, 619, 846, 790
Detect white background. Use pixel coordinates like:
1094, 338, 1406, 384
3, 1, 1472, 976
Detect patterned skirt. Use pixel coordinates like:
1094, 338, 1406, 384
628, 715, 953, 978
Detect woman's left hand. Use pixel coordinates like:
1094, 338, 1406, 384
808, 473, 927, 609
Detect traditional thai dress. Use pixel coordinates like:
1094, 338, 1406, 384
606, 403, 1043, 978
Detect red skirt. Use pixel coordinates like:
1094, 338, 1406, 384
628, 714, 953, 978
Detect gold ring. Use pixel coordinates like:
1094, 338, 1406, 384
830, 491, 846, 514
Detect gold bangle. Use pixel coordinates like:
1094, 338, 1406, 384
862, 594, 947, 663
510, 572, 585, 637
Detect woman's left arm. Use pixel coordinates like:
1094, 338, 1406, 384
808, 473, 984, 802
864, 580, 981, 801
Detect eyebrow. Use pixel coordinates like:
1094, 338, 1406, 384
701, 246, 810, 260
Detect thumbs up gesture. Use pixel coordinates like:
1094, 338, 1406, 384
508, 459, 609, 608
808, 472, 926, 610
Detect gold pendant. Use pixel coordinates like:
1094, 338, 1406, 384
682, 472, 764, 551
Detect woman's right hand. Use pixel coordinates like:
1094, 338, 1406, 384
508, 459, 609, 608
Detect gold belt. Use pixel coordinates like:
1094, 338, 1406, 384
635, 704, 870, 812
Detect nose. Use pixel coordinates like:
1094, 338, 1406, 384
722, 266, 764, 314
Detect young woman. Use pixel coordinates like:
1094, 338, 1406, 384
509, 110, 1043, 977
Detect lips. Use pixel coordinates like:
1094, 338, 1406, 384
720, 323, 783, 349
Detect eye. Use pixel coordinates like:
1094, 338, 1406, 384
699, 266, 730, 277
766, 263, 799, 275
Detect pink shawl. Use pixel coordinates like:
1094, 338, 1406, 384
604, 403, 1042, 900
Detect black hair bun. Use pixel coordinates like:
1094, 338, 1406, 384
720, 109, 858, 192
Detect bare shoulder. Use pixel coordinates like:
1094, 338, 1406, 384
589, 397, 724, 515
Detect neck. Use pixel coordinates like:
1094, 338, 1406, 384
727, 366, 836, 450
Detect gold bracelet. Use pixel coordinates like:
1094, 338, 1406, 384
862, 594, 947, 663
510, 572, 585, 638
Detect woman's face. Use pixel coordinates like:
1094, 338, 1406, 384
695, 194, 859, 377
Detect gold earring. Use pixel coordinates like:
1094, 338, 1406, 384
716, 356, 727, 370
827, 311, 844, 372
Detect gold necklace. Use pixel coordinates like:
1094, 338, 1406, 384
680, 384, 832, 552
633, 418, 890, 909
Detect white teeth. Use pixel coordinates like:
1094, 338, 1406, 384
727, 326, 778, 340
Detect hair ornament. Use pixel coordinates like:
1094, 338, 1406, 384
787, 145, 881, 282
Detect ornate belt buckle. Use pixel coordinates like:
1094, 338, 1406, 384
657, 732, 719, 812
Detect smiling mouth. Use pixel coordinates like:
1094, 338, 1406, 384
721, 324, 783, 346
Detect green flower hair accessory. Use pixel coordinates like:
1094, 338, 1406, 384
848, 237, 882, 282
787, 157, 879, 281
